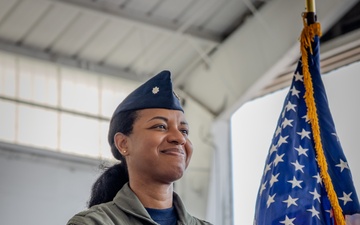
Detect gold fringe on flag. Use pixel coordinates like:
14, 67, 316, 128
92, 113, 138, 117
300, 15, 345, 225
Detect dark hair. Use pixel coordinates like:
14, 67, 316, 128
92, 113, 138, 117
88, 110, 138, 207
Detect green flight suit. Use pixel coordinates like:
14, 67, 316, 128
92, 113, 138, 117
67, 183, 212, 225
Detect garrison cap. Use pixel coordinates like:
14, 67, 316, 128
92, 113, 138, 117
112, 70, 183, 117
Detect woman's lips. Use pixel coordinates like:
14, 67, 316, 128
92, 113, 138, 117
160, 148, 185, 156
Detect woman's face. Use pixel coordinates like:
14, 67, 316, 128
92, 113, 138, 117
118, 108, 193, 184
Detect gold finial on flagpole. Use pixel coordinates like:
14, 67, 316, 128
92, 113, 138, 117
305, 0, 316, 12
304, 0, 316, 24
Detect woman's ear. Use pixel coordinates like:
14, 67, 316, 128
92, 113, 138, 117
114, 132, 129, 156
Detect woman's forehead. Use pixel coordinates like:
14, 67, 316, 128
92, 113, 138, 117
137, 108, 187, 122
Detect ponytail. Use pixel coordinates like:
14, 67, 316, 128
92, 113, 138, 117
87, 110, 138, 207
88, 163, 128, 207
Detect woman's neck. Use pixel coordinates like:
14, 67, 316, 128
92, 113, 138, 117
129, 179, 174, 209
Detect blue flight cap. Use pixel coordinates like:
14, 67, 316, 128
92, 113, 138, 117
112, 70, 183, 117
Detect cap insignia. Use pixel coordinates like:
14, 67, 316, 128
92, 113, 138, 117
152, 86, 159, 94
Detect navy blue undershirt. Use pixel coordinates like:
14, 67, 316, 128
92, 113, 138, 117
146, 207, 177, 225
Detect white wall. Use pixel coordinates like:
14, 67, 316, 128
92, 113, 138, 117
0, 143, 101, 225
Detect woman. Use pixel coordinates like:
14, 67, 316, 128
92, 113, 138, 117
67, 70, 212, 225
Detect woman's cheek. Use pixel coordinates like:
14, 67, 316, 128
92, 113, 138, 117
185, 138, 193, 168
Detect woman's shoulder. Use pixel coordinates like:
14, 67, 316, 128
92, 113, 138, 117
66, 209, 100, 225
66, 202, 123, 225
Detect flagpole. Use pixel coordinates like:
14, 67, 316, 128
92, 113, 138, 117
305, 0, 316, 24
302, 1, 348, 224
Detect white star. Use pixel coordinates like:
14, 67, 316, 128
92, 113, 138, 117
275, 126, 282, 137
280, 215, 296, 225
287, 176, 303, 189
282, 195, 299, 208
259, 181, 267, 196
273, 153, 285, 166
335, 159, 349, 172
309, 188, 321, 203
282, 118, 294, 128
285, 101, 297, 112
277, 135, 289, 148
291, 160, 305, 173
269, 144, 277, 154
270, 173, 280, 187
312, 173, 322, 185
297, 129, 311, 139
266, 193, 276, 208
294, 145, 309, 157
339, 192, 353, 205
294, 73, 303, 81
307, 206, 320, 219
152, 86, 160, 94
264, 163, 272, 174
290, 86, 300, 98
302, 114, 310, 123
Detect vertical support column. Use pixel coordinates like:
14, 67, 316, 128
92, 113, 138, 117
207, 118, 232, 225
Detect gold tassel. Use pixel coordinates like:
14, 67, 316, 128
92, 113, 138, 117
300, 15, 345, 225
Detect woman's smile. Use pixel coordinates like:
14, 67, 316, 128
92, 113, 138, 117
160, 147, 185, 157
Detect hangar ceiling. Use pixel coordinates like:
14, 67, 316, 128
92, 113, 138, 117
0, 0, 359, 117
0, 0, 259, 79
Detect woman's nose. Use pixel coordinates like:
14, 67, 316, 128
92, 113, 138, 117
168, 128, 186, 145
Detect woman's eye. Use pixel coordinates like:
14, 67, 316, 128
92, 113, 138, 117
153, 124, 166, 130
181, 129, 189, 135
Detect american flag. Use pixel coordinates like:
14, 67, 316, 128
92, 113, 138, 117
253, 29, 360, 224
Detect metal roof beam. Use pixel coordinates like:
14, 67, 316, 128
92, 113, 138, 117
0, 37, 141, 82
50, 0, 222, 44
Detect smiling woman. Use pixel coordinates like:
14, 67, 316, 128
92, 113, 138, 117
66, 70, 212, 225
114, 109, 191, 190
